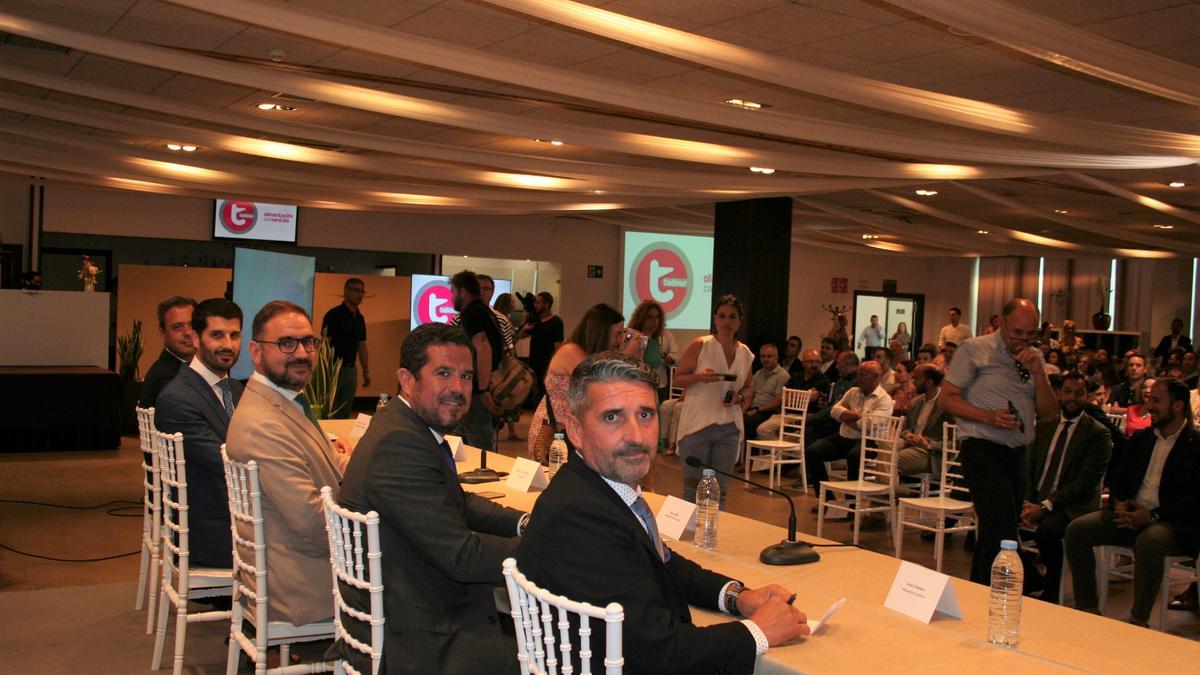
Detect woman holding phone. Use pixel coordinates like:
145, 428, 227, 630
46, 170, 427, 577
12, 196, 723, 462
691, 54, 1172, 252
671, 295, 754, 507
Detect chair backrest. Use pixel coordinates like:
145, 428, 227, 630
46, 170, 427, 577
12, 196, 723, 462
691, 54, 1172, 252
777, 388, 812, 444
939, 423, 970, 500
137, 407, 161, 518
502, 558, 623, 675
156, 429, 190, 577
136, 406, 156, 454
221, 446, 271, 634
321, 486, 384, 675
668, 366, 683, 401
859, 415, 904, 486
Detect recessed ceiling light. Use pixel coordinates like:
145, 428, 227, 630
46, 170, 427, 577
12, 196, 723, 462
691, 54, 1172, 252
1153, 224, 1175, 229
724, 98, 767, 110
1054, 209, 1069, 214
257, 102, 277, 110
1167, 181, 1186, 188
749, 167, 775, 174
976, 230, 989, 234
181, 145, 197, 152
861, 234, 880, 240
256, 103, 295, 112
591, 189, 606, 195
915, 189, 938, 196
165, 143, 182, 151
532, 138, 564, 146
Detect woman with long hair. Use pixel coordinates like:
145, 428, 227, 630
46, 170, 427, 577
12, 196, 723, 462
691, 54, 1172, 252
526, 303, 640, 460
672, 295, 754, 507
628, 300, 679, 401
890, 321, 912, 360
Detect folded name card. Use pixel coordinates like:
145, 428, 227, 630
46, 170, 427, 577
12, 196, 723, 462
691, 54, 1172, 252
655, 495, 697, 542
506, 456, 549, 492
443, 434, 466, 461
349, 413, 372, 441
807, 597, 847, 634
884, 561, 962, 623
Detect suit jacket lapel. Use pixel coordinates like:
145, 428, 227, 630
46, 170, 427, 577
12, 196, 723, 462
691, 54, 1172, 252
246, 379, 336, 468
396, 401, 466, 501
182, 367, 230, 434
569, 459, 670, 566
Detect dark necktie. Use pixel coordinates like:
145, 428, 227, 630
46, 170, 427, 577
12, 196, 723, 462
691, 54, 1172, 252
293, 392, 323, 430
439, 439, 458, 471
216, 379, 234, 418
1037, 418, 1073, 501
629, 495, 669, 562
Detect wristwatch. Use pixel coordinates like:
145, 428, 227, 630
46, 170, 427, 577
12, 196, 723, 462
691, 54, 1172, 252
1150, 510, 1161, 524
724, 581, 745, 616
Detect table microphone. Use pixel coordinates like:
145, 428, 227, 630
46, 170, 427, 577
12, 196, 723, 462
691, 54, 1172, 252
684, 456, 819, 565
459, 440, 508, 484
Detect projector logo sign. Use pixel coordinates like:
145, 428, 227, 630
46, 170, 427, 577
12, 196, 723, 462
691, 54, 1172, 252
413, 279, 458, 326
631, 243, 692, 319
218, 200, 258, 234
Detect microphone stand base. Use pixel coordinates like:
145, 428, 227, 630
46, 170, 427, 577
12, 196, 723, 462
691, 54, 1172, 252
459, 468, 507, 484
760, 541, 820, 565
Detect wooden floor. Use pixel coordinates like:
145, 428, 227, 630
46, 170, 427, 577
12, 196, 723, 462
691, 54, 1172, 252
2, 412, 1196, 674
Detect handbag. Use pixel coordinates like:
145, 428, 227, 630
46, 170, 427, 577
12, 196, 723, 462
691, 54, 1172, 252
487, 313, 536, 415
530, 389, 572, 463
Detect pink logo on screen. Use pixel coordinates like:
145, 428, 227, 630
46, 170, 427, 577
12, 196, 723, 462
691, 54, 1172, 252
631, 243, 692, 319
219, 200, 258, 234
414, 280, 458, 325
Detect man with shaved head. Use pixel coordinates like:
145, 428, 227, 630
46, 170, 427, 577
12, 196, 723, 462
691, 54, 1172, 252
941, 298, 1058, 584
802, 359, 894, 488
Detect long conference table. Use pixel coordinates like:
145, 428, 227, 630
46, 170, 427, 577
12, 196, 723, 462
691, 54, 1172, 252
321, 420, 1200, 673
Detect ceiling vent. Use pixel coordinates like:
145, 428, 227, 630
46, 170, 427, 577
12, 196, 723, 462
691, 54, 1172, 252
0, 32, 70, 55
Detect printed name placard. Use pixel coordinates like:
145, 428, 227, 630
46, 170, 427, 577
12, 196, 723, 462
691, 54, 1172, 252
807, 597, 847, 634
884, 561, 962, 623
505, 457, 549, 492
655, 495, 697, 541
349, 413, 372, 441
443, 434, 466, 461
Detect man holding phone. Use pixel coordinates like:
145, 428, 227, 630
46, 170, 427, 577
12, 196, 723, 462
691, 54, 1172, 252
940, 298, 1058, 585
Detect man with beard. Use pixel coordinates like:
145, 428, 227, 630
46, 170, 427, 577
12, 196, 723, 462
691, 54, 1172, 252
1019, 372, 1112, 604
226, 301, 348, 626
334, 323, 527, 673
155, 297, 244, 568
1066, 379, 1200, 627
138, 295, 197, 407
517, 357, 809, 673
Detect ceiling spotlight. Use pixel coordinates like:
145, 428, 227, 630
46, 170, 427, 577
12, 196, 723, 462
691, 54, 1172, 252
1054, 209, 1069, 214
1153, 224, 1175, 229
256, 103, 295, 112
532, 138, 564, 145
860, 234, 880, 240
591, 189, 606, 195
724, 98, 766, 110
181, 145, 197, 152
165, 143, 182, 151
976, 230, 989, 234
914, 189, 938, 196
749, 167, 775, 174
257, 102, 277, 110
1167, 181, 1186, 188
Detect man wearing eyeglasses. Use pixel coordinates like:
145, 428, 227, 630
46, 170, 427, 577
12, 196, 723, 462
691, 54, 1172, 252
226, 300, 349, 627
941, 298, 1058, 585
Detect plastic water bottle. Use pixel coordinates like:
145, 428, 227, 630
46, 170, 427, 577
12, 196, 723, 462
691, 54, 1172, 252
548, 433, 568, 476
988, 539, 1023, 647
376, 393, 389, 413
695, 469, 721, 550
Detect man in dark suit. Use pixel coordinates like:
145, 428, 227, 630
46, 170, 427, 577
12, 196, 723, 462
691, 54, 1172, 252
336, 323, 526, 674
517, 357, 809, 674
1066, 379, 1200, 626
1020, 372, 1112, 604
138, 296, 197, 408
154, 298, 244, 569
1153, 319, 1192, 370
896, 364, 953, 477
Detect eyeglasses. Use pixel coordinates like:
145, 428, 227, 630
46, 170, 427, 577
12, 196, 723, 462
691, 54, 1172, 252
1014, 359, 1031, 383
257, 336, 321, 354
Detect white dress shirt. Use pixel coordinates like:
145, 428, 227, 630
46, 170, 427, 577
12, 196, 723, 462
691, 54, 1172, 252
831, 385, 895, 439
1135, 425, 1183, 511
1039, 414, 1081, 507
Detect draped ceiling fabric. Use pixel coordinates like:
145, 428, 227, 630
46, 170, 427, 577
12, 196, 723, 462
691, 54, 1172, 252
0, 0, 1195, 257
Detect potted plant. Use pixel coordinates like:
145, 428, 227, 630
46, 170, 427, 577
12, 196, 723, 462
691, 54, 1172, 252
303, 329, 345, 420
117, 319, 144, 434
1092, 280, 1113, 330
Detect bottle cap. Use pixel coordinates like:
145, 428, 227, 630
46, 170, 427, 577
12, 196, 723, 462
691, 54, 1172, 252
999, 539, 1018, 550
702, 468, 716, 477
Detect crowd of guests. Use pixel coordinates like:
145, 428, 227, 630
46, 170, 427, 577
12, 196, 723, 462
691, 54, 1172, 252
134, 278, 1198, 672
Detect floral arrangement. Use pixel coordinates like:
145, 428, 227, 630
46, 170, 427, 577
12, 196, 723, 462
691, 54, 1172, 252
77, 255, 100, 291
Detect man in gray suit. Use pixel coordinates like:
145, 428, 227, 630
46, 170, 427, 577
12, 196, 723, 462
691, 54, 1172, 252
336, 322, 526, 674
226, 301, 348, 626
896, 364, 954, 477
155, 298, 244, 568
1021, 372, 1112, 604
